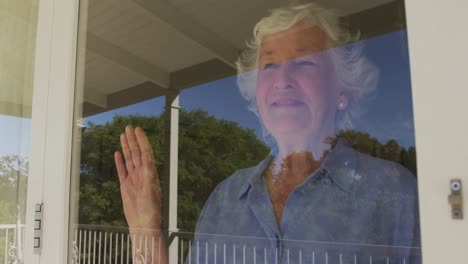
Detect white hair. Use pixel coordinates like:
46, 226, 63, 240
236, 2, 379, 136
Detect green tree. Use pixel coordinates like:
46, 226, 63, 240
78, 114, 417, 232
338, 130, 382, 157
402, 146, 417, 176
78, 110, 269, 232
79, 114, 165, 227
0, 155, 28, 224
0, 155, 28, 262
177, 110, 269, 231
383, 139, 402, 163
338, 130, 417, 176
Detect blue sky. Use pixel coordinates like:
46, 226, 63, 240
0, 29, 416, 157
84, 30, 416, 146
0, 115, 31, 157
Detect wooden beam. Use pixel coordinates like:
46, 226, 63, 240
133, 0, 238, 68
107, 81, 167, 109
82, 59, 236, 117
83, 86, 107, 109
81, 101, 106, 117
342, 0, 406, 40
87, 32, 170, 88
0, 101, 32, 118
171, 59, 236, 91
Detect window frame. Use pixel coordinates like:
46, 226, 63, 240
21, 0, 468, 262
24, 0, 81, 263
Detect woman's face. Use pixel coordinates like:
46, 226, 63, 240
256, 21, 341, 142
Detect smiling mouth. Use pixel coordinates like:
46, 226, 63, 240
271, 98, 305, 107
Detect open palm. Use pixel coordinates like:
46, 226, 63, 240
114, 126, 162, 232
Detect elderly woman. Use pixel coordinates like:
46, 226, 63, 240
115, 2, 420, 263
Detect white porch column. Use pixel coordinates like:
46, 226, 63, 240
163, 91, 180, 263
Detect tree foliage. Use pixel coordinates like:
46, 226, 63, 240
0, 112, 418, 235
79, 114, 165, 227
78, 110, 269, 231
75, 110, 417, 232
338, 130, 417, 175
0, 156, 28, 262
177, 110, 269, 230
0, 155, 28, 224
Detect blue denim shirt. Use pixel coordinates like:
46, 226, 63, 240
187, 140, 421, 264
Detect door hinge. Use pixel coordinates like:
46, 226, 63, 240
34, 203, 43, 254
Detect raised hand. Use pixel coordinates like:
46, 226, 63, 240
114, 125, 162, 233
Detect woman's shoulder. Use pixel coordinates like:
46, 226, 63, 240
211, 159, 268, 198
353, 149, 418, 197
329, 139, 417, 194
194, 160, 268, 233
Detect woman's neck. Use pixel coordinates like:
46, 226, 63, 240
276, 140, 328, 166
272, 122, 336, 164
265, 150, 325, 225
271, 136, 336, 175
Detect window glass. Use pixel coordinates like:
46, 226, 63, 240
0, 0, 39, 262
70, 0, 421, 263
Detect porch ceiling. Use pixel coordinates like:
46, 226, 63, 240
78, 0, 402, 117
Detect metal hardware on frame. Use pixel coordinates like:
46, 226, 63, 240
448, 179, 463, 219
34, 203, 43, 254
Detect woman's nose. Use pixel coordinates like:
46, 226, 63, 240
273, 62, 295, 90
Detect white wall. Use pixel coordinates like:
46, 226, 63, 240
406, 0, 468, 262
0, 0, 38, 117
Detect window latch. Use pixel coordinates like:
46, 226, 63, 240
448, 180, 463, 219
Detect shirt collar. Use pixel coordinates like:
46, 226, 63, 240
320, 138, 361, 192
237, 138, 361, 199
237, 154, 273, 199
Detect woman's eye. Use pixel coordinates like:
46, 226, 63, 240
296, 60, 317, 67
262, 63, 277, 70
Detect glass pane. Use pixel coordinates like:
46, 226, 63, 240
70, 0, 422, 263
0, 0, 39, 262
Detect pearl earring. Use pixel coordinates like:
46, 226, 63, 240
338, 102, 345, 110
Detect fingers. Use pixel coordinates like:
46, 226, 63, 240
120, 132, 134, 173
125, 125, 142, 167
114, 151, 128, 182
120, 125, 154, 173
135, 127, 155, 167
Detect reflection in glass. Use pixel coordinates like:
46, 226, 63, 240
0, 0, 38, 262
71, 1, 421, 263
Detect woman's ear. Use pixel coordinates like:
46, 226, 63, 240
337, 92, 349, 110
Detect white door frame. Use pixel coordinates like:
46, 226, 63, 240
406, 0, 468, 263
21, 0, 468, 263
24, 0, 80, 263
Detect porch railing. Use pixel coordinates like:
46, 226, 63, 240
73, 225, 422, 264
0, 224, 25, 264
0, 224, 422, 264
